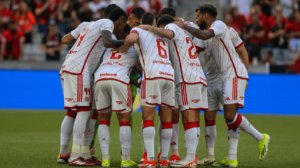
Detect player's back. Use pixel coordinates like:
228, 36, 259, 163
61, 19, 114, 76
166, 23, 206, 86
130, 27, 174, 81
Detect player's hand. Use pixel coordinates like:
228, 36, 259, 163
130, 76, 141, 88
174, 21, 184, 28
176, 17, 185, 22
245, 81, 248, 90
138, 25, 152, 31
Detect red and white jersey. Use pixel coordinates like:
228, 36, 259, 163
165, 23, 206, 86
94, 46, 139, 84
60, 19, 114, 76
130, 27, 174, 81
196, 21, 248, 81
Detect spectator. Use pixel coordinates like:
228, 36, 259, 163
39, 20, 65, 61
229, 7, 247, 36
268, 6, 288, 28
231, 0, 253, 17
286, 10, 300, 52
72, 0, 92, 22
88, 0, 108, 13
248, 3, 268, 43
0, 21, 25, 61
0, 0, 14, 28
148, 0, 162, 16
245, 13, 265, 62
35, 0, 62, 34
14, 2, 36, 44
269, 15, 290, 65
127, 0, 143, 16
263, 51, 274, 65
58, 0, 73, 36
280, 0, 294, 17
258, 0, 277, 17
0, 15, 6, 34
224, 13, 234, 28
110, 0, 127, 11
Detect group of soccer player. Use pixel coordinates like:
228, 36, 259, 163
57, 3, 270, 168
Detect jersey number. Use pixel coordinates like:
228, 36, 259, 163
110, 51, 122, 60
156, 39, 167, 59
77, 28, 89, 47
186, 37, 197, 59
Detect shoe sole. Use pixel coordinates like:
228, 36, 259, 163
197, 160, 216, 165
260, 135, 270, 160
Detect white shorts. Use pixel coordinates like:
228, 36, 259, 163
207, 77, 246, 111
61, 73, 92, 111
140, 79, 175, 108
175, 83, 208, 111
95, 80, 132, 113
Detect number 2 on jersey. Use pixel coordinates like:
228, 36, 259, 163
110, 51, 122, 60
156, 39, 167, 59
186, 37, 197, 59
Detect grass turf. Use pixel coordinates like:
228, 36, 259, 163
0, 110, 299, 168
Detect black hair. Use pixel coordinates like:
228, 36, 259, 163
109, 8, 128, 21
130, 7, 146, 19
195, 4, 218, 18
104, 4, 120, 18
159, 7, 176, 18
123, 24, 132, 34
157, 15, 175, 27
141, 13, 155, 25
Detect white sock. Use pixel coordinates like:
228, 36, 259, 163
171, 122, 179, 155
98, 121, 110, 156
141, 121, 146, 153
157, 120, 162, 153
120, 125, 131, 157
70, 111, 90, 160
185, 127, 197, 162
205, 121, 216, 156
143, 125, 155, 160
238, 115, 264, 142
60, 115, 75, 156
82, 111, 92, 159
90, 118, 97, 143
196, 125, 200, 148
227, 128, 240, 161
160, 122, 172, 159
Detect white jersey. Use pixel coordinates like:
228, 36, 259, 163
165, 23, 206, 86
196, 21, 248, 81
130, 27, 174, 81
60, 19, 114, 76
94, 46, 139, 85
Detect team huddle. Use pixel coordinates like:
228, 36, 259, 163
57, 3, 270, 168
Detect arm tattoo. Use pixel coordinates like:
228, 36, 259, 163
182, 24, 215, 40
151, 27, 174, 39
102, 30, 125, 48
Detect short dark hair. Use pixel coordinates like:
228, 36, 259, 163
195, 4, 218, 18
141, 12, 155, 25
109, 8, 128, 21
157, 15, 175, 27
130, 7, 146, 19
105, 4, 120, 18
159, 7, 176, 18
123, 24, 132, 34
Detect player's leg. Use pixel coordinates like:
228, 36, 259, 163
89, 109, 98, 154
98, 112, 112, 167
195, 112, 200, 162
169, 92, 180, 164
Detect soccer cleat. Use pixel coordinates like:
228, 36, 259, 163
169, 155, 180, 164
140, 152, 147, 163
212, 157, 237, 167
57, 154, 69, 164
90, 146, 96, 155
158, 159, 168, 167
88, 156, 102, 165
138, 159, 156, 168
102, 159, 110, 167
258, 133, 270, 160
170, 158, 197, 168
197, 155, 215, 165
121, 160, 137, 167
68, 157, 96, 166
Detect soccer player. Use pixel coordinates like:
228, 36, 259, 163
174, 4, 270, 167
119, 13, 175, 168
58, 8, 128, 166
93, 25, 138, 167
138, 15, 208, 167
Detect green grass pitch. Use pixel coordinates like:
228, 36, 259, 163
0, 110, 299, 168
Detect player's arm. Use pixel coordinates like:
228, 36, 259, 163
61, 33, 75, 45
174, 21, 215, 40
102, 30, 125, 48
236, 44, 249, 70
117, 33, 139, 53
138, 25, 174, 40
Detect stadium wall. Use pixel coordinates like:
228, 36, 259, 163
0, 69, 299, 115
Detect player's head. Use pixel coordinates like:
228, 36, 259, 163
128, 7, 146, 28
159, 7, 176, 18
104, 4, 120, 18
195, 4, 217, 30
109, 8, 128, 34
157, 15, 175, 28
141, 12, 156, 27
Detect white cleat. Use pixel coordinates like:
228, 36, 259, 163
170, 158, 197, 168
197, 155, 216, 165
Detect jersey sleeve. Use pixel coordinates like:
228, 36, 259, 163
130, 28, 140, 37
99, 19, 114, 33
165, 23, 180, 40
195, 38, 205, 51
208, 20, 227, 37
229, 27, 243, 49
70, 23, 84, 39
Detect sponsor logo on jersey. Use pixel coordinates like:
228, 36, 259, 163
240, 96, 244, 100
150, 95, 158, 99
102, 61, 125, 67
100, 73, 118, 77
159, 71, 173, 77
85, 97, 89, 102
116, 101, 123, 104
205, 134, 211, 138
153, 60, 171, 65
65, 98, 73, 102
190, 63, 201, 67
68, 50, 77, 54
226, 97, 230, 100
192, 99, 201, 103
